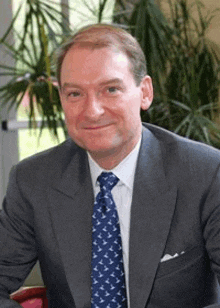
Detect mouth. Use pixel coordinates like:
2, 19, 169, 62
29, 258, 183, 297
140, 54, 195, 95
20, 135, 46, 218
83, 123, 113, 130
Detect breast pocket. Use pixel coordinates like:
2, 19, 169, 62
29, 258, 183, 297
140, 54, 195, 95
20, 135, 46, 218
156, 246, 205, 279
148, 246, 216, 308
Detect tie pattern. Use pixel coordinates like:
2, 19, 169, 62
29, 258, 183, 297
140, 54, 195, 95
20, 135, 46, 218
91, 172, 127, 308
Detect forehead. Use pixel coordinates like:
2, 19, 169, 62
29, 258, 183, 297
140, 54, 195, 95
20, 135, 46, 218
60, 46, 132, 85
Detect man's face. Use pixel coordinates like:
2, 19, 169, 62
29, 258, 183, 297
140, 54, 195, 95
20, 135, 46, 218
59, 46, 153, 165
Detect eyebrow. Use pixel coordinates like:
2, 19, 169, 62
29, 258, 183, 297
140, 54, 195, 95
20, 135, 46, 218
61, 78, 124, 91
99, 78, 124, 86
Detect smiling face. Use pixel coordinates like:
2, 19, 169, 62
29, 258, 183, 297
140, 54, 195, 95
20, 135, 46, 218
59, 47, 153, 169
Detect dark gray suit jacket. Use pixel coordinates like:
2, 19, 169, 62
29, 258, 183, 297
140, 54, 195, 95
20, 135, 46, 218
1, 123, 220, 307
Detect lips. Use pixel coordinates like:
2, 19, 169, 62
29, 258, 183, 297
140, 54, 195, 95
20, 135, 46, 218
83, 123, 112, 130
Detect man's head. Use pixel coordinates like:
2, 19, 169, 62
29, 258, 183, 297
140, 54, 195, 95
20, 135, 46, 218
56, 23, 147, 87
57, 24, 153, 169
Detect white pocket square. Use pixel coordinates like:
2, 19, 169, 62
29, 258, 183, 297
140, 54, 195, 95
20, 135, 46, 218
160, 251, 185, 262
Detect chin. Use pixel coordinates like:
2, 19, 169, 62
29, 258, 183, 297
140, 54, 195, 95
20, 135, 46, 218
86, 145, 115, 155
85, 142, 121, 156
71, 132, 123, 153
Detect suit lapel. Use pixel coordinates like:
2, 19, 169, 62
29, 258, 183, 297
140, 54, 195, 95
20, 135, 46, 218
129, 127, 177, 308
47, 147, 94, 307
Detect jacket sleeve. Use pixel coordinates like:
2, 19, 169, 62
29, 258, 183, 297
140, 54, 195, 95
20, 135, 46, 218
202, 164, 220, 282
0, 298, 21, 307
0, 165, 38, 304
201, 163, 220, 308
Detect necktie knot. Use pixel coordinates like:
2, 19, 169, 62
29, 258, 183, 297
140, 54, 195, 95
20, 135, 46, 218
97, 172, 119, 192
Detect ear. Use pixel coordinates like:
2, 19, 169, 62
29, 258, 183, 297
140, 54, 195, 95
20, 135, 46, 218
140, 75, 153, 110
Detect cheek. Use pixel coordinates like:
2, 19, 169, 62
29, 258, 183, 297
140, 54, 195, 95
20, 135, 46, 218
124, 103, 141, 121
62, 104, 79, 123
63, 109, 72, 124
109, 101, 139, 123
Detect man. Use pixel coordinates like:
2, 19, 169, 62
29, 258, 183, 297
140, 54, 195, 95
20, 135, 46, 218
0, 23, 220, 308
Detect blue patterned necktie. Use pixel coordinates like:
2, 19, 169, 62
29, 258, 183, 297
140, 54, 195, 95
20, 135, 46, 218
91, 172, 127, 308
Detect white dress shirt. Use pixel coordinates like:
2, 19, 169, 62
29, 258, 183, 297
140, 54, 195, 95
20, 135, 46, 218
88, 138, 141, 307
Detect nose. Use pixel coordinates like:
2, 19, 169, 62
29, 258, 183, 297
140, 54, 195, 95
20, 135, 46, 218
83, 93, 104, 120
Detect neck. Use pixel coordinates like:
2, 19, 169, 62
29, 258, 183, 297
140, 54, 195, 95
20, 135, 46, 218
89, 138, 141, 170
90, 153, 124, 170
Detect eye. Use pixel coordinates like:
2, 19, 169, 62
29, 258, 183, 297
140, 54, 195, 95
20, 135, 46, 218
64, 90, 84, 101
68, 91, 81, 97
106, 86, 120, 95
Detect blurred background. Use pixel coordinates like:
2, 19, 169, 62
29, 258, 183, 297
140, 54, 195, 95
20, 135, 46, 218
0, 0, 220, 286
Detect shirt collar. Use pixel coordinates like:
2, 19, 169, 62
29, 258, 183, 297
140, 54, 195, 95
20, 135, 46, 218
88, 137, 142, 191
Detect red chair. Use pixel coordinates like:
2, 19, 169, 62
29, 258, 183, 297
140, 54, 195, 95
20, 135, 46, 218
10, 286, 48, 308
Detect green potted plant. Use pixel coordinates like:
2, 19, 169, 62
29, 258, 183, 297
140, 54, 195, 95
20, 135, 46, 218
1, 0, 220, 147
0, 0, 71, 136
114, 0, 220, 147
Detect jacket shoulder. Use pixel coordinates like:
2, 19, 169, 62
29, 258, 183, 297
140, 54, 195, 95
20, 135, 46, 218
143, 123, 220, 161
10, 138, 85, 190
142, 123, 220, 180
17, 138, 78, 169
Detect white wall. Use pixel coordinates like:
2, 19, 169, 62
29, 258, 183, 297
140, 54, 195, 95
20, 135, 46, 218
159, 0, 220, 46
0, 0, 18, 205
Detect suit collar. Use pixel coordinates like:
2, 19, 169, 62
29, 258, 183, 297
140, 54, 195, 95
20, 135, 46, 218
51, 144, 89, 199
48, 145, 94, 307
88, 136, 141, 192
129, 126, 177, 308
